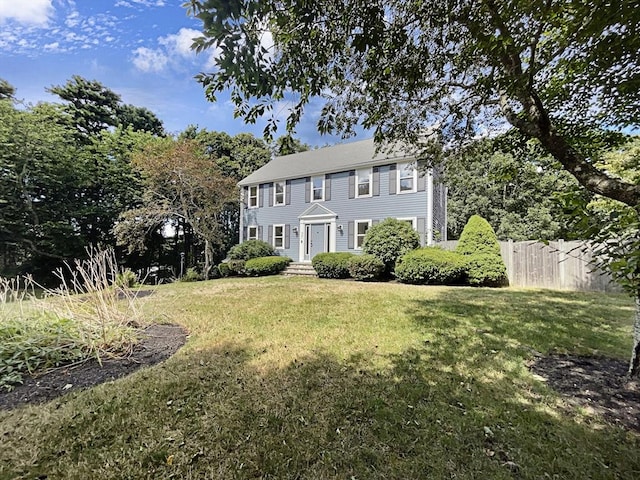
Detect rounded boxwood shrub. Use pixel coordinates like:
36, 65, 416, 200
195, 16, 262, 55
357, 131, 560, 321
348, 254, 385, 281
245, 256, 291, 276
464, 254, 509, 287
362, 218, 420, 275
395, 247, 467, 285
312, 252, 355, 279
179, 267, 202, 282
228, 240, 275, 261
218, 263, 231, 277
455, 215, 508, 287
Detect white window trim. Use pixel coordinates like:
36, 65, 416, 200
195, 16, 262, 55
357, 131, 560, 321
397, 217, 417, 230
354, 219, 372, 250
273, 224, 285, 250
397, 162, 417, 194
311, 175, 324, 202
248, 185, 258, 208
247, 225, 258, 241
274, 180, 286, 206
355, 168, 372, 198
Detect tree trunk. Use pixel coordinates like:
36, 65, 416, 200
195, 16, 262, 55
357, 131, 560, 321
203, 239, 212, 280
629, 295, 640, 378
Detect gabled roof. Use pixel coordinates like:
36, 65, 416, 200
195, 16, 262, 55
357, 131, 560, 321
298, 203, 337, 219
238, 138, 414, 186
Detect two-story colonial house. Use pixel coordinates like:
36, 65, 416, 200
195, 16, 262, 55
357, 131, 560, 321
238, 138, 447, 263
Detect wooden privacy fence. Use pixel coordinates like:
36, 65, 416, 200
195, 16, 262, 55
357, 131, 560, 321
438, 240, 620, 292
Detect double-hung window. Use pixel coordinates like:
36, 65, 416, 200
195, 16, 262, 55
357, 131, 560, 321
397, 217, 416, 229
355, 220, 371, 249
356, 168, 371, 197
274, 181, 285, 206
398, 163, 417, 193
248, 185, 258, 208
247, 226, 258, 241
312, 176, 324, 201
273, 224, 285, 249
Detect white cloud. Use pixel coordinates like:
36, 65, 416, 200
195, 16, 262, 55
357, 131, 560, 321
44, 41, 59, 50
115, 0, 165, 8
65, 10, 79, 28
132, 46, 168, 72
0, 0, 54, 26
132, 28, 207, 73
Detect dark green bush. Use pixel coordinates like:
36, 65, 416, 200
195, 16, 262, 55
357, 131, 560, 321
245, 256, 291, 276
348, 254, 385, 281
456, 215, 502, 256
464, 254, 509, 287
395, 248, 467, 285
312, 252, 355, 279
227, 259, 246, 276
179, 267, 201, 282
218, 263, 231, 277
362, 218, 420, 276
456, 215, 508, 287
228, 240, 275, 261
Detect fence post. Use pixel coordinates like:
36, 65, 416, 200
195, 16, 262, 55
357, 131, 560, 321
558, 239, 566, 289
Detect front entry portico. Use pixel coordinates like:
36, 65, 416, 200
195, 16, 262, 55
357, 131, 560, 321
298, 204, 338, 262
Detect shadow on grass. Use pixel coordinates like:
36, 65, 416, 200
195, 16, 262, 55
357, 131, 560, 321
2, 333, 639, 479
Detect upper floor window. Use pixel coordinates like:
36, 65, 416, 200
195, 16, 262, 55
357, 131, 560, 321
312, 176, 324, 201
356, 168, 371, 197
398, 162, 417, 193
247, 225, 258, 240
397, 217, 416, 229
248, 185, 258, 208
274, 181, 285, 206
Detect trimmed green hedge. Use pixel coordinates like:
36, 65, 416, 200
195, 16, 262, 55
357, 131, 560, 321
244, 256, 291, 276
228, 240, 275, 261
395, 247, 467, 285
218, 263, 231, 277
348, 254, 385, 281
464, 254, 509, 287
227, 259, 246, 276
312, 252, 355, 279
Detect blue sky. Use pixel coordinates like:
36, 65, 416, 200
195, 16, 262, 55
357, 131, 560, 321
0, 0, 363, 146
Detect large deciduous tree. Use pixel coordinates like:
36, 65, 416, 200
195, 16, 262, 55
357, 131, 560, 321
115, 139, 237, 278
186, 0, 640, 375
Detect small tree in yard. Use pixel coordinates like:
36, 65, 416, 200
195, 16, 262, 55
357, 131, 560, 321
456, 215, 508, 287
362, 218, 420, 277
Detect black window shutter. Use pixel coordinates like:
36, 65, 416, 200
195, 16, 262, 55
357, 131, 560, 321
242, 226, 247, 242
417, 171, 426, 192
258, 226, 263, 241
348, 170, 355, 199
268, 225, 273, 246
268, 183, 274, 206
305, 177, 311, 203
285, 180, 291, 205
259, 185, 264, 207
347, 221, 354, 249
372, 167, 380, 196
325, 175, 331, 201
389, 165, 397, 195
285, 224, 291, 249
372, 219, 379, 225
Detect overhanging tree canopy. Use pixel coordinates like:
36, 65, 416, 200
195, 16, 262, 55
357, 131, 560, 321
186, 0, 640, 206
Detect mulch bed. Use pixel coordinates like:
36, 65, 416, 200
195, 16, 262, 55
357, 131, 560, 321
0, 324, 187, 410
529, 354, 640, 432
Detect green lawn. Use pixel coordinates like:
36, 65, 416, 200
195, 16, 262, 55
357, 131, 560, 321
1, 277, 638, 479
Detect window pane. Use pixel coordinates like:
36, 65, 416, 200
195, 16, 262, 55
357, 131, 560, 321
400, 178, 413, 191
313, 177, 323, 189
313, 188, 323, 200
358, 183, 370, 196
357, 222, 369, 235
275, 182, 284, 194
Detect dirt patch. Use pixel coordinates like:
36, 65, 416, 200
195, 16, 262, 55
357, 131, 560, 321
529, 354, 640, 432
0, 324, 187, 410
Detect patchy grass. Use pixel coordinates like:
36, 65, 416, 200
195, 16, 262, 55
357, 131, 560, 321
1, 277, 638, 479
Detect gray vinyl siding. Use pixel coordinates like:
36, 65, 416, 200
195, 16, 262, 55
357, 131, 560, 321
241, 165, 445, 259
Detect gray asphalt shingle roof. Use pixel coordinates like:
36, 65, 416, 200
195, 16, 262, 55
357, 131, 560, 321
238, 138, 415, 186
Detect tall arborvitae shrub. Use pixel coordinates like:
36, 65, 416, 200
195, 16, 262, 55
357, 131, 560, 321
456, 215, 508, 287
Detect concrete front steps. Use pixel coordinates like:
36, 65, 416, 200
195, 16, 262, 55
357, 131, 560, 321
282, 262, 317, 277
